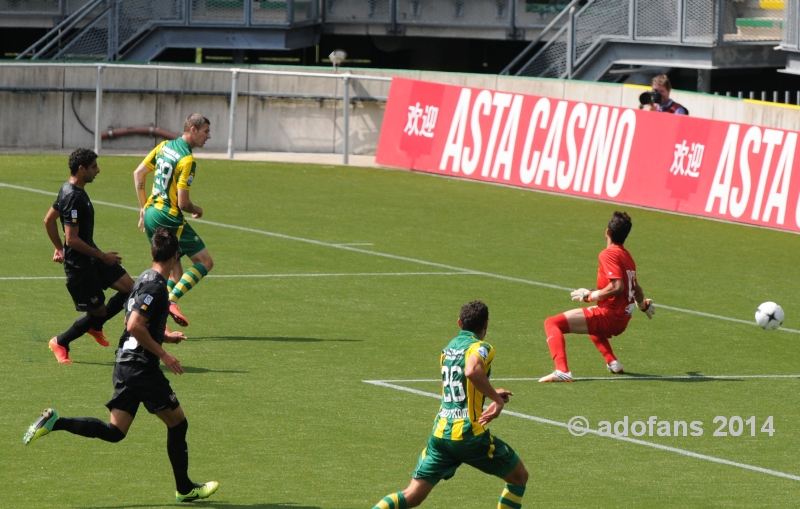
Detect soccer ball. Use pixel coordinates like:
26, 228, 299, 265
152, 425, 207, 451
755, 302, 784, 330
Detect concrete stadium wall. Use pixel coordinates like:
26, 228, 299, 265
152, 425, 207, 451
0, 64, 798, 155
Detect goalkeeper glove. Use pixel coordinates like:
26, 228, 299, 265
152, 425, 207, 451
570, 288, 599, 302
638, 298, 655, 319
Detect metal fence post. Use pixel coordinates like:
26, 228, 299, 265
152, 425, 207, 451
94, 65, 103, 154
508, 0, 516, 39
796, 2, 800, 51
629, 0, 635, 40
566, 6, 575, 78
342, 74, 350, 165
715, 0, 724, 45
678, 0, 685, 43
228, 69, 239, 159
287, 0, 294, 24
107, 0, 116, 60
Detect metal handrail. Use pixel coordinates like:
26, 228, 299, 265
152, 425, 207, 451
15, 0, 106, 60
500, 0, 581, 75
512, 0, 785, 80
0, 62, 393, 81
513, 16, 571, 77
51, 5, 115, 60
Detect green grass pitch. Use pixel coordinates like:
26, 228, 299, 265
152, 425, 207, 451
2, 153, 800, 508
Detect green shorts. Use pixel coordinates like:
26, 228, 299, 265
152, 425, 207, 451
412, 432, 520, 485
143, 207, 206, 258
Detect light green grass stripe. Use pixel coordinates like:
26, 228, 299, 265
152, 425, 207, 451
3, 182, 798, 334
365, 380, 800, 483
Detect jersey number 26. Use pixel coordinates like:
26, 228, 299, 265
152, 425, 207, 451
441, 365, 466, 403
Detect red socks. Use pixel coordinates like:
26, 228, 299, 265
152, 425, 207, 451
544, 314, 570, 372
590, 335, 617, 363
544, 315, 618, 371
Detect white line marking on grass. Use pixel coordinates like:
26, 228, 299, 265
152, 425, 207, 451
0, 272, 467, 281
0, 276, 63, 280
206, 271, 465, 278
364, 380, 800, 483
369, 374, 800, 383
3, 182, 797, 333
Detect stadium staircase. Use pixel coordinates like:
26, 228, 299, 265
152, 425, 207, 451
501, 0, 786, 82
15, 0, 318, 61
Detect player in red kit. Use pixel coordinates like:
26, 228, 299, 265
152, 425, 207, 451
539, 211, 655, 383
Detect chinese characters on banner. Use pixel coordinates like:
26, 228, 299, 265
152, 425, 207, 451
376, 78, 800, 233
403, 102, 439, 138
670, 141, 704, 177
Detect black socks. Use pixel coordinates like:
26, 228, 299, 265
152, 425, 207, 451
167, 419, 194, 494
52, 417, 125, 443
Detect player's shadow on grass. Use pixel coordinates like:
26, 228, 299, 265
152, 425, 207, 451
581, 371, 745, 383
192, 336, 362, 343
72, 361, 248, 374
169, 365, 249, 374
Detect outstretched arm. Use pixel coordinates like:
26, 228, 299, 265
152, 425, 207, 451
43, 206, 64, 263
571, 278, 624, 303
465, 354, 511, 425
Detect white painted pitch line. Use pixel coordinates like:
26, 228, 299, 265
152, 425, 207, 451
369, 374, 800, 383
3, 182, 797, 334
0, 276, 63, 280
364, 380, 800, 483
0, 271, 468, 281
205, 271, 464, 278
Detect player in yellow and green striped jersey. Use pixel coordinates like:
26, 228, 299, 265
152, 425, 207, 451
133, 113, 214, 328
371, 301, 529, 509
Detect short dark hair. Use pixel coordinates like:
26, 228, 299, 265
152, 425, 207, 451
184, 113, 210, 133
151, 227, 179, 262
608, 211, 632, 245
460, 300, 489, 334
68, 148, 97, 176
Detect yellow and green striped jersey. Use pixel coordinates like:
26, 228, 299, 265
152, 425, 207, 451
143, 138, 196, 217
431, 330, 495, 440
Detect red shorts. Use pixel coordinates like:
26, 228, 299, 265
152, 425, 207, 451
582, 306, 631, 337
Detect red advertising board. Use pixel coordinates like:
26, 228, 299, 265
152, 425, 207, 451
376, 78, 800, 233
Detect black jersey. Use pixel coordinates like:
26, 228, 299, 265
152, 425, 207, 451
116, 269, 169, 367
53, 182, 97, 273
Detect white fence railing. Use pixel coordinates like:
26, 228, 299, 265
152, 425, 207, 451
0, 62, 391, 165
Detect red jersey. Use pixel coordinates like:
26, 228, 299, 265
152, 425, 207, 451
596, 244, 638, 316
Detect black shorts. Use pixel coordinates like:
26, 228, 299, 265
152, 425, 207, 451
105, 361, 180, 417
65, 261, 127, 312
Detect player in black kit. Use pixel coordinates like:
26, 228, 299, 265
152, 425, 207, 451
23, 227, 219, 503
43, 148, 134, 363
